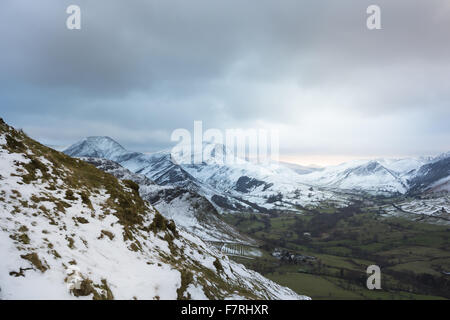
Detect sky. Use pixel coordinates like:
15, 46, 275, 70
0, 0, 449, 166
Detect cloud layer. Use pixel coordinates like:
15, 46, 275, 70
1, 0, 449, 162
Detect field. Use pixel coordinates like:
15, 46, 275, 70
223, 203, 450, 300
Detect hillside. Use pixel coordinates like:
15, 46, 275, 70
82, 157, 254, 244
408, 156, 450, 194
0, 118, 307, 300
298, 160, 409, 195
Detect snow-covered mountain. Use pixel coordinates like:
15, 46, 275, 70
64, 137, 349, 214
82, 158, 254, 244
0, 119, 307, 300
64, 136, 449, 201
297, 156, 445, 195
408, 154, 450, 194
382, 154, 450, 225
297, 160, 409, 194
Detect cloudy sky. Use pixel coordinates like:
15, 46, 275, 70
1, 0, 449, 165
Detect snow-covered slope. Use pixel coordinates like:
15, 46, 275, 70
0, 119, 307, 300
378, 157, 432, 180
64, 137, 349, 214
181, 159, 346, 211
298, 160, 409, 194
408, 154, 450, 194
82, 158, 254, 244
297, 156, 441, 195
64, 136, 449, 200
63, 136, 136, 162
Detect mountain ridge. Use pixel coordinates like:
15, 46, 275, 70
64, 136, 349, 214
63, 136, 449, 202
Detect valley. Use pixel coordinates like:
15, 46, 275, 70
223, 200, 450, 299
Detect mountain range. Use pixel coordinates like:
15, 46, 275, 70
61, 135, 450, 238
64, 136, 449, 198
297, 157, 431, 195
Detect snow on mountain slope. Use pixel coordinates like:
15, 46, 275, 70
63, 136, 133, 161
65, 139, 209, 193
64, 136, 450, 200
297, 160, 405, 194
81, 157, 157, 187
0, 119, 307, 300
297, 157, 436, 195
181, 160, 346, 211
64, 138, 349, 213
148, 188, 256, 244
173, 144, 349, 209
377, 157, 431, 179
408, 154, 450, 194
279, 162, 322, 175
82, 158, 254, 244
432, 151, 450, 162
429, 176, 450, 193
129, 152, 204, 188
297, 154, 450, 196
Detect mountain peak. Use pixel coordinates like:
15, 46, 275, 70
64, 136, 128, 160
82, 136, 125, 148
348, 160, 384, 175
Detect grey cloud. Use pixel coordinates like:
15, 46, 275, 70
0, 0, 449, 158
